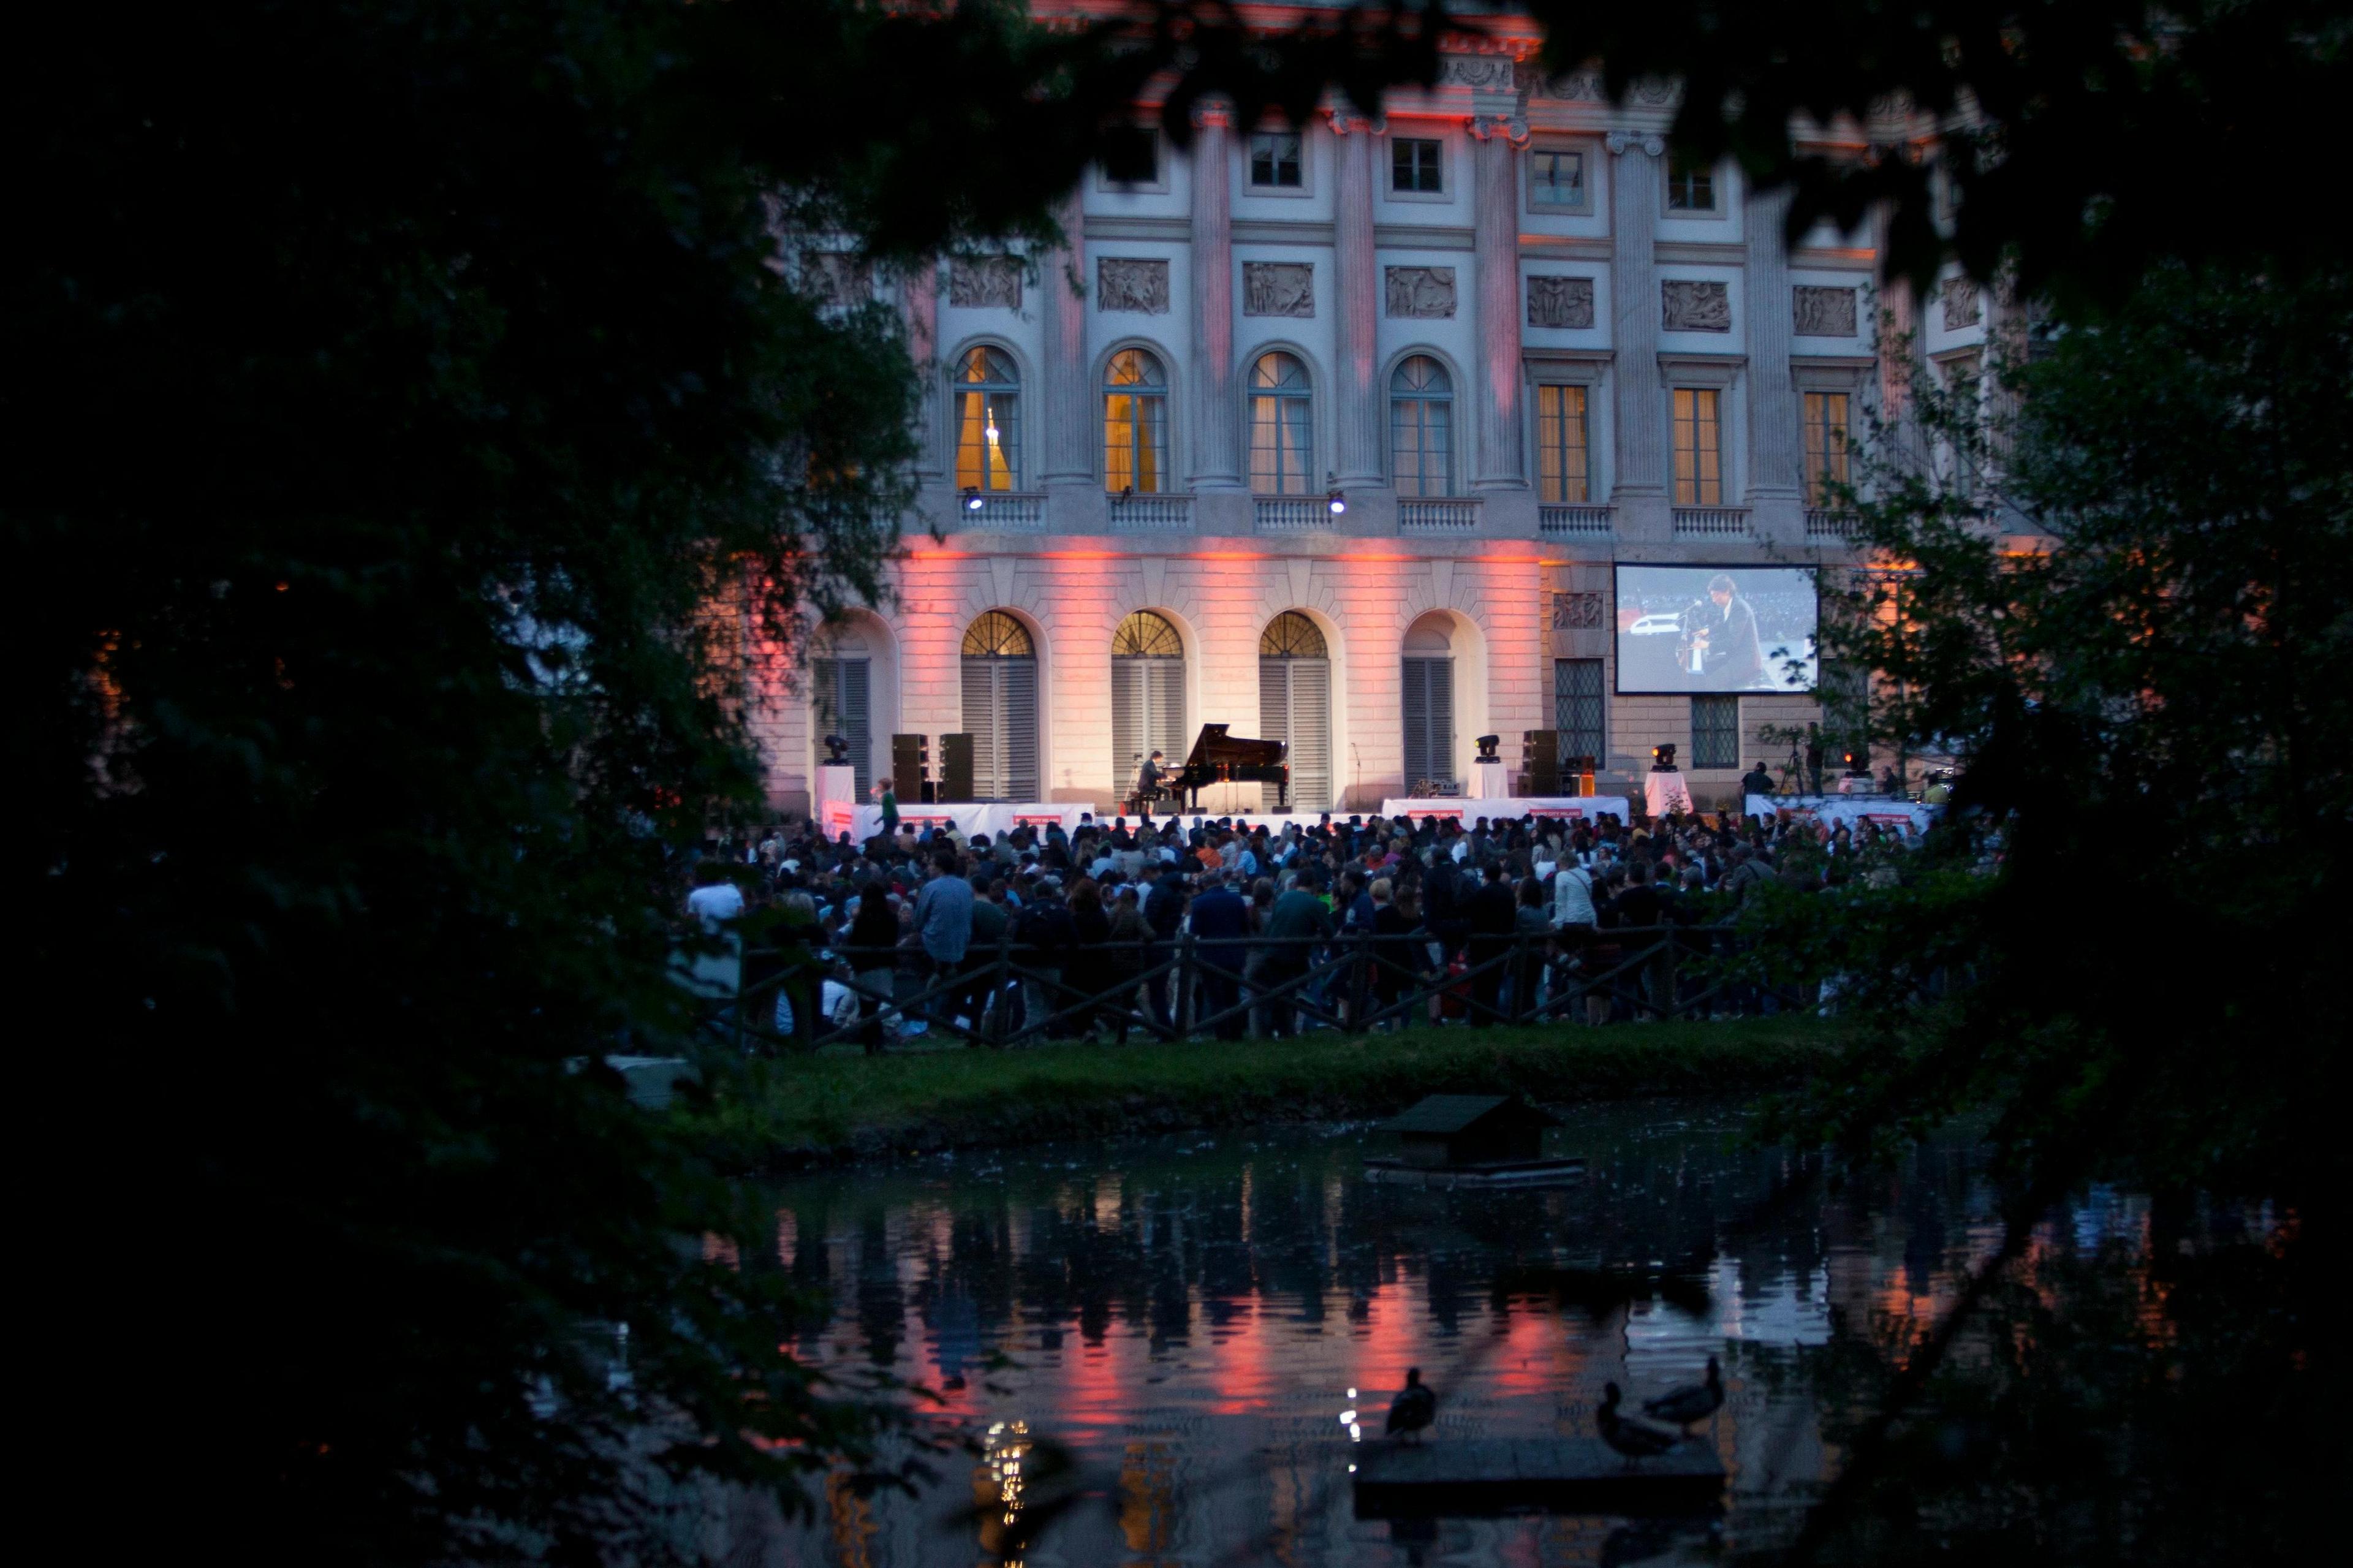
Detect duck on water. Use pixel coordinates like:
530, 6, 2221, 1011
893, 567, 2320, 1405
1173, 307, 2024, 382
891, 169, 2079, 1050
1387, 1368, 1436, 1442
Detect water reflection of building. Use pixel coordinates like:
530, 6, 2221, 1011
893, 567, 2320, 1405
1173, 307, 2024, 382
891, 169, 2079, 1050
746, 1119, 2005, 1566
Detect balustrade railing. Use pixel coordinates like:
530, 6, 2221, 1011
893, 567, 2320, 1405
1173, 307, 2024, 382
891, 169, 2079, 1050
1253, 496, 1327, 533
1805, 508, 1862, 542
1539, 504, 1614, 537
1398, 498, 1482, 533
1672, 507, 1752, 537
1110, 494, 1193, 531
956, 493, 1045, 531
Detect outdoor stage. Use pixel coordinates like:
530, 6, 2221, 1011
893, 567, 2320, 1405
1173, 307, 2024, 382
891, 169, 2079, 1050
817, 794, 1632, 843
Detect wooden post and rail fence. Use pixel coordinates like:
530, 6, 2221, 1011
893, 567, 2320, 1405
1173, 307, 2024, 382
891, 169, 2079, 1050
699, 923, 1816, 1055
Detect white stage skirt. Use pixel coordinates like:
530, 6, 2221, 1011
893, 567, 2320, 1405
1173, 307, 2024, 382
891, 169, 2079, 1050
1746, 794, 1941, 832
1379, 795, 1631, 824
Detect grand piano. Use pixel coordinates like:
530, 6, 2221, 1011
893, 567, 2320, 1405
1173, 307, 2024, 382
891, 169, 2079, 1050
1170, 723, 1289, 812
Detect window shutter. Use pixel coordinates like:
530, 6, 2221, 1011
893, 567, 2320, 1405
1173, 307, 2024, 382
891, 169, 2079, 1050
1428, 656, 1453, 784
1402, 657, 1431, 790
1148, 657, 1186, 763
1260, 657, 1289, 812
1111, 658, 1142, 789
1002, 658, 1040, 801
1403, 656, 1454, 790
962, 659, 996, 798
1290, 657, 1332, 809
839, 658, 872, 798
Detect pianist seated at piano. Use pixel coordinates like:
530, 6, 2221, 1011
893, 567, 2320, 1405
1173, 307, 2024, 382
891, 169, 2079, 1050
1170, 724, 1290, 812
1124, 749, 1167, 820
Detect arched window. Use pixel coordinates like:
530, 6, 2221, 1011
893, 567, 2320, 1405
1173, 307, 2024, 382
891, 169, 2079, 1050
960, 611, 1038, 800
1111, 610, 1186, 789
1258, 611, 1332, 811
1389, 355, 1453, 497
953, 347, 1021, 491
1248, 351, 1314, 495
1103, 349, 1169, 494
1401, 615, 1456, 794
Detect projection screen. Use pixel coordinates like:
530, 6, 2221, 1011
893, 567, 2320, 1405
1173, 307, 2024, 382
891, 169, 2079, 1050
1613, 564, 1819, 694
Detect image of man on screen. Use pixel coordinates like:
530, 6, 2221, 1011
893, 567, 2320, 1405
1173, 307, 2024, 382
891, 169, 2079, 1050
1678, 573, 1765, 689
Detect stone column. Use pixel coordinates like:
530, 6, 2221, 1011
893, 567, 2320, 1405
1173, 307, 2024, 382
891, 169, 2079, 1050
1607, 132, 1670, 540
1330, 112, 1383, 488
1188, 108, 1241, 488
902, 260, 942, 479
1471, 115, 1527, 490
1742, 184, 1803, 542
1039, 187, 1093, 488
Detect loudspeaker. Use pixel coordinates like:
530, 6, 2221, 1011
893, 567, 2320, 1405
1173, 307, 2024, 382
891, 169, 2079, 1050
890, 733, 929, 799
1518, 729, 1561, 797
939, 732, 975, 803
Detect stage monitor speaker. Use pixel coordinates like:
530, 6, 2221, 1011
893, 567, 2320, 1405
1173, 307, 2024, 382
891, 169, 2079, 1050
939, 732, 975, 803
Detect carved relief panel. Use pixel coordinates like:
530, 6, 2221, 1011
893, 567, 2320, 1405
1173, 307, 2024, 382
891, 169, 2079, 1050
1662, 279, 1732, 332
1940, 276, 1982, 330
1792, 284, 1859, 337
948, 257, 1022, 310
1097, 258, 1170, 314
1242, 262, 1314, 318
1385, 266, 1457, 319
1526, 275, 1596, 329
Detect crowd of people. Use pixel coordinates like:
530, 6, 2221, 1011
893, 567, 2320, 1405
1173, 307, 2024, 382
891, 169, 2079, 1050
684, 801, 1944, 1051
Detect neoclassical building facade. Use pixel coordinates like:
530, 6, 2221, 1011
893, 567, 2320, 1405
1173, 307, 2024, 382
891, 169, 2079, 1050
754, 7, 1995, 816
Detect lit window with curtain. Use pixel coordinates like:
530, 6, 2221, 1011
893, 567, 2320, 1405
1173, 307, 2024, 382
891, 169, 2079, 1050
1248, 351, 1313, 494
1802, 391, 1851, 506
1102, 349, 1169, 493
1672, 387, 1722, 505
1389, 355, 1453, 497
1536, 383, 1590, 503
953, 347, 1021, 491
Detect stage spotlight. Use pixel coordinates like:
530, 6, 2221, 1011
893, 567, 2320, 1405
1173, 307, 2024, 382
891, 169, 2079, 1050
963, 488, 984, 512
1327, 488, 1347, 515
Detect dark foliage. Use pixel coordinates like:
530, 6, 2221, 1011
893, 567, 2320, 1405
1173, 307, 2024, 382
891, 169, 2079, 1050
1527, 1, 2353, 298
6, 2, 1455, 1561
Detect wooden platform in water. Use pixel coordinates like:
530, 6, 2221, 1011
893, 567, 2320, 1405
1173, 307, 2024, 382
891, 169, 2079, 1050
1351, 1437, 1722, 1516
1360, 1156, 1586, 1189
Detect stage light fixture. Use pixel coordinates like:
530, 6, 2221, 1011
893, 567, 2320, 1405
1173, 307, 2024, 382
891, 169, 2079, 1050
963, 488, 984, 512
1327, 488, 1347, 515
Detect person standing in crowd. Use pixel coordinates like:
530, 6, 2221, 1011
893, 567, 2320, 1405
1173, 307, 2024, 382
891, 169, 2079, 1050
1188, 869, 1251, 1040
1251, 868, 1333, 1038
1464, 862, 1517, 1026
912, 849, 973, 1034
845, 888, 902, 1053
1741, 759, 1775, 800
965, 874, 1010, 1044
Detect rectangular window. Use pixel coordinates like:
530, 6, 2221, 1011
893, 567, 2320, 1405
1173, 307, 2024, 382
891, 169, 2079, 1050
1553, 659, 1605, 767
1392, 138, 1443, 193
1691, 694, 1740, 770
1666, 150, 1716, 211
1672, 387, 1722, 506
1100, 126, 1158, 186
1536, 384, 1590, 503
1529, 149, 1585, 210
1249, 131, 1304, 188
1802, 391, 1851, 507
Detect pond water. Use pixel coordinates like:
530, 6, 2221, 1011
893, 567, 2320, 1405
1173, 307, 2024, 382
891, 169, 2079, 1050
736, 1101, 2016, 1567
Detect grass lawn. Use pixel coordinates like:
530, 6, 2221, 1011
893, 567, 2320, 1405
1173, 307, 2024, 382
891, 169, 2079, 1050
697, 1016, 1849, 1165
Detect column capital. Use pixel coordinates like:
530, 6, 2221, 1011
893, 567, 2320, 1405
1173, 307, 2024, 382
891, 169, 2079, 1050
1605, 131, 1665, 158
1467, 113, 1529, 148
1191, 101, 1233, 131
1324, 107, 1384, 136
